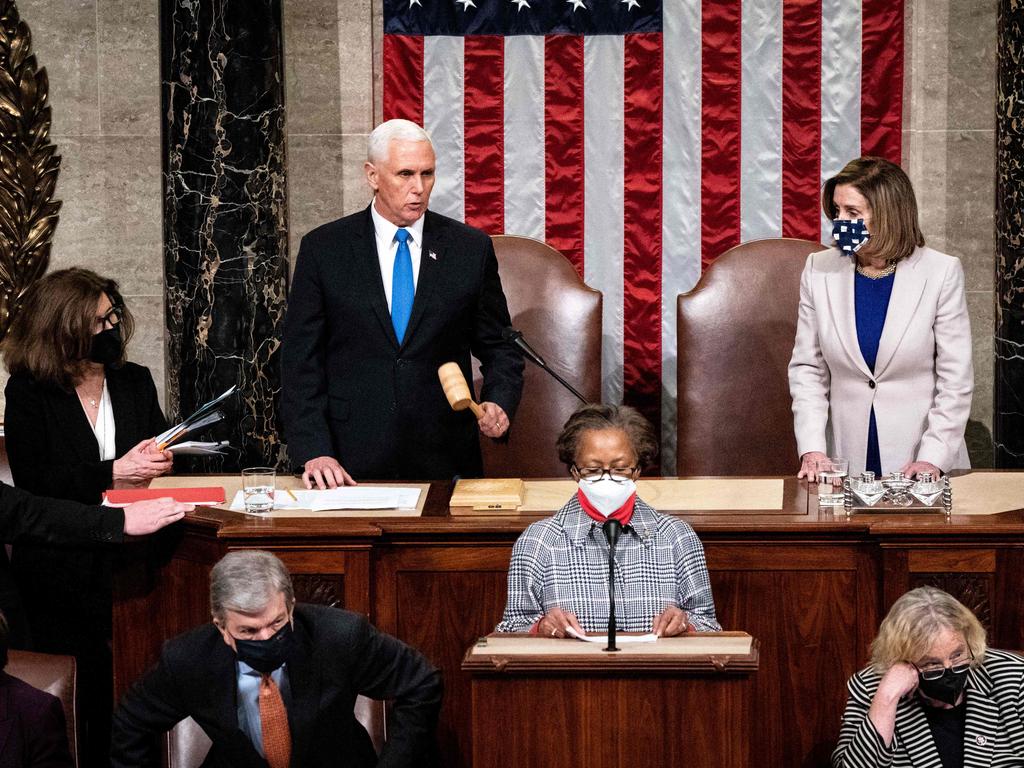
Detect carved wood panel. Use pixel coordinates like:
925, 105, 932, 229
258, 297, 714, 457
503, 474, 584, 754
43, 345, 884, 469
909, 573, 994, 629
291, 574, 345, 610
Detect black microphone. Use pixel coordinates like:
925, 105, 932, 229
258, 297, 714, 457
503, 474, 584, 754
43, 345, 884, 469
602, 518, 622, 653
502, 327, 588, 404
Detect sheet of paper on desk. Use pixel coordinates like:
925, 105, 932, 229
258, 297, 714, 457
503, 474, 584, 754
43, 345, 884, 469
565, 627, 658, 644
229, 487, 421, 512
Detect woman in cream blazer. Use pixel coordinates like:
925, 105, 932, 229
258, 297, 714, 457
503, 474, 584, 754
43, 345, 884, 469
789, 157, 973, 479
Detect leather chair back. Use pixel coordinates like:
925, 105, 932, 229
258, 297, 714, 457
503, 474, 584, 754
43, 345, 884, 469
7, 649, 78, 767
162, 696, 386, 768
473, 235, 602, 477
676, 238, 822, 475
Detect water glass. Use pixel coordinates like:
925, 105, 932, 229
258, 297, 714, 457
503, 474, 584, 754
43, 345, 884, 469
241, 467, 276, 514
816, 458, 849, 507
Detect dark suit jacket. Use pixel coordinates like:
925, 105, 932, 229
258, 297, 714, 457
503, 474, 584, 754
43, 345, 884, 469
111, 604, 443, 768
3, 363, 168, 651
282, 206, 524, 479
0, 671, 73, 768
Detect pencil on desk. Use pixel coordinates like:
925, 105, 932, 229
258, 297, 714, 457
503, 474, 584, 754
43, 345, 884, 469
285, 488, 298, 501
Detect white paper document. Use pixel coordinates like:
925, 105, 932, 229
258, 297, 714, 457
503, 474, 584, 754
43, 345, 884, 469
229, 486, 421, 512
565, 626, 658, 644
167, 440, 229, 455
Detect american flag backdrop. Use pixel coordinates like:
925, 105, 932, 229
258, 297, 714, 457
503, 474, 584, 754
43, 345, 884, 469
382, 0, 904, 470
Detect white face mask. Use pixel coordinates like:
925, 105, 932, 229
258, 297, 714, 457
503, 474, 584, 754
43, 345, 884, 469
578, 477, 637, 517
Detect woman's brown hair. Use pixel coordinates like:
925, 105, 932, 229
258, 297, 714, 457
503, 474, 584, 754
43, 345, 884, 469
2, 268, 134, 390
822, 156, 925, 264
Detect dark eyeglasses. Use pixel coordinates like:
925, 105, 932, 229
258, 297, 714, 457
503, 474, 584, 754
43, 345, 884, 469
914, 649, 974, 680
572, 465, 638, 483
98, 304, 124, 328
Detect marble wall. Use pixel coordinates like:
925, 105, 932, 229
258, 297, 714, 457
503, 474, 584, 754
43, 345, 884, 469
903, 0, 997, 465
994, 0, 1024, 466
162, 0, 289, 470
6, 0, 165, 409
2, 0, 1000, 468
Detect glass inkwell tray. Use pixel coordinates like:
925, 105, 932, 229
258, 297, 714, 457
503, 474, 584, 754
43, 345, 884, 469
839, 471, 953, 517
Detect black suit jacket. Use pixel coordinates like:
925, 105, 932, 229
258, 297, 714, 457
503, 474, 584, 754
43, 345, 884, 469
3, 363, 168, 649
4, 362, 169, 505
282, 206, 524, 479
111, 605, 443, 768
0, 671, 73, 768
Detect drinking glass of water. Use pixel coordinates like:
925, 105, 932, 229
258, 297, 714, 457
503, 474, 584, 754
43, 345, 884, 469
242, 467, 276, 514
816, 458, 849, 507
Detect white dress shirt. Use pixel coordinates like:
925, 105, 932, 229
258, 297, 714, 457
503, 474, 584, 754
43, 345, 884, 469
370, 200, 424, 312
81, 381, 116, 460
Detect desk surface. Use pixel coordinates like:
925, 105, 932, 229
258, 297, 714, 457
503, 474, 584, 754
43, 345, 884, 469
153, 471, 1024, 539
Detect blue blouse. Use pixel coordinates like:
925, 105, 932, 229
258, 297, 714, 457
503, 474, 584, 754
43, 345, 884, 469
854, 270, 895, 476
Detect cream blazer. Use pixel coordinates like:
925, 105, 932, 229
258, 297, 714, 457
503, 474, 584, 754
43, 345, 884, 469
788, 245, 972, 475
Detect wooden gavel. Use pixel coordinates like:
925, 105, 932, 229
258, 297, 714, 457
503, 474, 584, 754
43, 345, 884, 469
438, 362, 484, 418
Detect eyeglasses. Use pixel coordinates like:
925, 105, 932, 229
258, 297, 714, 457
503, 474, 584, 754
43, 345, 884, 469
914, 649, 974, 680
572, 465, 638, 483
97, 304, 124, 328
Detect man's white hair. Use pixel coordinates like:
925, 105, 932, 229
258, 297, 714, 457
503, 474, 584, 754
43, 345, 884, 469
367, 119, 434, 164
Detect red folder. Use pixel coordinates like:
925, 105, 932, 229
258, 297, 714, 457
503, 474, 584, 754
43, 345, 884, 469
102, 487, 225, 507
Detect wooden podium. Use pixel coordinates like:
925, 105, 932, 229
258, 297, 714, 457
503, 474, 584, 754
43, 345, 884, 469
462, 632, 759, 768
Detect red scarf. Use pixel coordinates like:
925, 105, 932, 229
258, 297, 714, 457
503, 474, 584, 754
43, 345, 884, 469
576, 489, 636, 526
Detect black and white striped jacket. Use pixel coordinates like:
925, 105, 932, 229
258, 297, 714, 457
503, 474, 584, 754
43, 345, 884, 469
833, 648, 1024, 767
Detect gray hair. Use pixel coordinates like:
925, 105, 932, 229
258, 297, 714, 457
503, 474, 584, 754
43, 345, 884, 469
367, 119, 433, 164
210, 550, 294, 622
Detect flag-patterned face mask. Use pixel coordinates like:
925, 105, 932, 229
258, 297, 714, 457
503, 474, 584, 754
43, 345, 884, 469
832, 218, 869, 254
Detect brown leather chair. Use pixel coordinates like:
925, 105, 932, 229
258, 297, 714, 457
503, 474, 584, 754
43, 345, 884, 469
472, 235, 602, 477
162, 695, 386, 768
676, 238, 823, 475
7, 649, 78, 767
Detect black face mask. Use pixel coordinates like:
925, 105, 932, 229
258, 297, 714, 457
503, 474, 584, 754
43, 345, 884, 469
89, 325, 123, 366
917, 667, 969, 705
232, 622, 295, 675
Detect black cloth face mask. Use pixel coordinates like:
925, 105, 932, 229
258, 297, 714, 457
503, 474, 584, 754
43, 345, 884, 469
917, 667, 968, 706
89, 325, 123, 366
232, 621, 296, 675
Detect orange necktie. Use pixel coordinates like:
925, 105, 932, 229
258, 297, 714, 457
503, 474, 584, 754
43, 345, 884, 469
259, 674, 291, 768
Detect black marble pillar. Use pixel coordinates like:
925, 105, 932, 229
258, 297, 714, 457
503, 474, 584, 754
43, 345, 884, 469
161, 0, 288, 471
995, 1, 1024, 467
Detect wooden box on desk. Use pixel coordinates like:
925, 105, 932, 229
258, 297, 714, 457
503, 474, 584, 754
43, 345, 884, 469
462, 632, 759, 768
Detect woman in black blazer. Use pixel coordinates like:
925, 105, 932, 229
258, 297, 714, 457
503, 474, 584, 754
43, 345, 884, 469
1, 268, 173, 765
833, 586, 1024, 767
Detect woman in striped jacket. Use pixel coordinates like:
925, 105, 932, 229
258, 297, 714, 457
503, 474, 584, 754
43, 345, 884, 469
833, 586, 1024, 767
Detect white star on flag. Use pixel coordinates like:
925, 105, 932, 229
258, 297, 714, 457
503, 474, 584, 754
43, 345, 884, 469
409, 0, 421, 6
620, 0, 640, 8
455, 0, 477, 9
509, 0, 531, 9
566, 0, 586, 11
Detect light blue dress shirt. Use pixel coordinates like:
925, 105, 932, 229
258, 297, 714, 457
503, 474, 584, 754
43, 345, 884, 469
236, 661, 290, 758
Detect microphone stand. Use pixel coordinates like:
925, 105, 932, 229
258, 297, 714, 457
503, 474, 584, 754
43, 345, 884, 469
503, 328, 588, 404
603, 518, 622, 653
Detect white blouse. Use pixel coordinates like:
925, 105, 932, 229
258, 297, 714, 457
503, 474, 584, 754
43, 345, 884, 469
82, 381, 116, 460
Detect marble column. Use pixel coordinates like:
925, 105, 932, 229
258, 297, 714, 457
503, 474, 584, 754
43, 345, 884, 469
161, 0, 288, 470
995, 1, 1024, 467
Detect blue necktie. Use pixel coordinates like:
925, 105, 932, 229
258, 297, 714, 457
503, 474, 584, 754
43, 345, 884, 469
391, 228, 414, 343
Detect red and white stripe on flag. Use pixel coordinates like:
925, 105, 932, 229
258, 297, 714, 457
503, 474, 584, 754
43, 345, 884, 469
382, 0, 903, 471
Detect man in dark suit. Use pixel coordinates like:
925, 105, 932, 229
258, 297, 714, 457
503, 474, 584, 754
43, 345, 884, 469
282, 119, 524, 487
0, 611, 73, 767
111, 550, 442, 768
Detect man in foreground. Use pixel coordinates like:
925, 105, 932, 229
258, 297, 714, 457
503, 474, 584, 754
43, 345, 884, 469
111, 550, 443, 767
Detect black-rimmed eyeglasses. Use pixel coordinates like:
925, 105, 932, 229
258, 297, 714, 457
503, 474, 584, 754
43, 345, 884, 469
98, 304, 124, 328
572, 465, 638, 483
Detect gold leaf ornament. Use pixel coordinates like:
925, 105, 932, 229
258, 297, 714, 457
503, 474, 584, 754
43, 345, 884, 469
0, 1, 60, 340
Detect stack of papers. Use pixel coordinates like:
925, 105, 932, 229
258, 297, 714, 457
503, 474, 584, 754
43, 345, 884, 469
229, 486, 422, 512
167, 440, 229, 455
157, 386, 236, 450
565, 627, 658, 644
